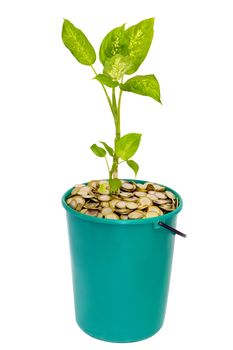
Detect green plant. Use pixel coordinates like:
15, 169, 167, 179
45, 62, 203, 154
62, 18, 161, 192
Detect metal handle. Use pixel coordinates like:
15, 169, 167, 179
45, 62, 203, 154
158, 221, 187, 238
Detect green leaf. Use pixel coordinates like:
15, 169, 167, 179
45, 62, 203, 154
99, 24, 128, 65
98, 183, 109, 194
115, 133, 142, 160
94, 74, 119, 88
120, 75, 161, 102
62, 19, 96, 65
127, 160, 139, 177
103, 54, 133, 81
109, 178, 122, 193
90, 144, 106, 157
99, 141, 114, 156
125, 18, 154, 74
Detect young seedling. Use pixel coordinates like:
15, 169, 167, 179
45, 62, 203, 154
62, 18, 161, 193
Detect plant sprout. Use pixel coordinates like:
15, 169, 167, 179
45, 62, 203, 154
62, 18, 161, 192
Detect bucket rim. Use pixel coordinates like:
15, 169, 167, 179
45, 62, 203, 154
62, 179, 183, 226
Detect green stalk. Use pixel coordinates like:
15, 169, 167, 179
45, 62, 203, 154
91, 65, 114, 115
110, 87, 122, 179
105, 156, 110, 177
91, 65, 123, 183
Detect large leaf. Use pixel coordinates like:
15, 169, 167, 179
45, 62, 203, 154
90, 144, 106, 157
120, 75, 161, 102
62, 19, 96, 65
99, 141, 114, 156
125, 18, 154, 74
103, 54, 133, 81
95, 74, 119, 88
99, 25, 128, 65
115, 133, 142, 160
127, 159, 139, 177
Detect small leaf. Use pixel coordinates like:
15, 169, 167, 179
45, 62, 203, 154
125, 18, 154, 74
109, 178, 122, 193
98, 183, 109, 194
95, 74, 119, 88
115, 133, 142, 160
120, 75, 161, 102
103, 54, 133, 81
99, 141, 114, 156
62, 19, 96, 65
127, 160, 139, 177
99, 24, 128, 65
90, 144, 106, 157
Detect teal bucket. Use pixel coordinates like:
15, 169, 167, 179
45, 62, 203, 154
62, 180, 183, 342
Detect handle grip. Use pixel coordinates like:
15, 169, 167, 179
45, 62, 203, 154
158, 221, 187, 238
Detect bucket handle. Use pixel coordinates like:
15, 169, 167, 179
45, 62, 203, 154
158, 221, 187, 238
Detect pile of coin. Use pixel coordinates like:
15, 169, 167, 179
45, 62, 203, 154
66, 180, 178, 220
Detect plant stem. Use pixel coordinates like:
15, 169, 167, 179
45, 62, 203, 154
118, 88, 123, 117
110, 87, 121, 179
90, 65, 123, 183
91, 65, 114, 115
105, 156, 110, 176
112, 87, 117, 117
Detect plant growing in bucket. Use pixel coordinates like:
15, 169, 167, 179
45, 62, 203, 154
61, 18, 185, 342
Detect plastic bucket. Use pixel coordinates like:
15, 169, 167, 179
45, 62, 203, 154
62, 180, 183, 342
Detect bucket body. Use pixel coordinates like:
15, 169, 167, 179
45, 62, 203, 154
62, 180, 183, 342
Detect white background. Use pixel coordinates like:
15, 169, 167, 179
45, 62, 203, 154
1, 0, 233, 349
